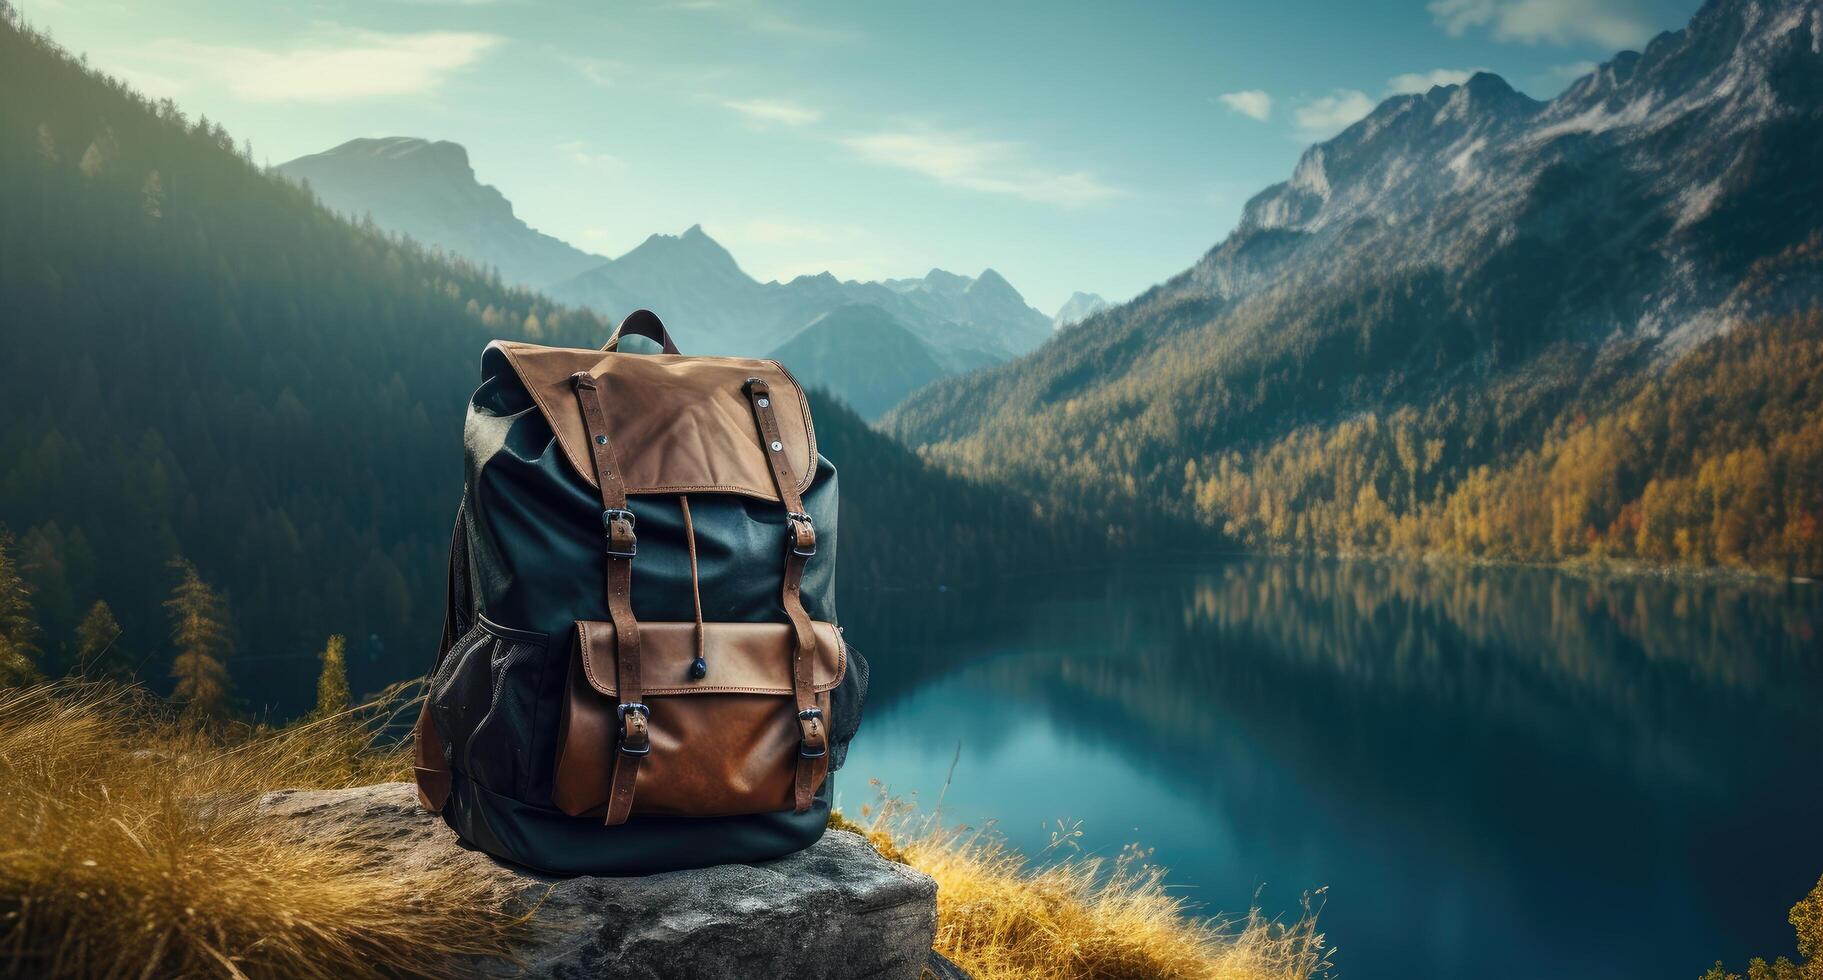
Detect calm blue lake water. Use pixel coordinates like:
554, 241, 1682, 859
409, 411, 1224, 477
839, 557, 1823, 980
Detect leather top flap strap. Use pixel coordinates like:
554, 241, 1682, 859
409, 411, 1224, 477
576, 620, 846, 698
491, 340, 818, 503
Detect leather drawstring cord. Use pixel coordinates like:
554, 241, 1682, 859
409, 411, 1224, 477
680, 495, 707, 680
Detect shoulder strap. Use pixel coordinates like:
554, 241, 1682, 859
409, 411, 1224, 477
743, 376, 828, 813
571, 370, 648, 826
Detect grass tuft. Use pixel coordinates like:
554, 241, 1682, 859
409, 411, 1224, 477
835, 793, 1332, 980
0, 681, 524, 979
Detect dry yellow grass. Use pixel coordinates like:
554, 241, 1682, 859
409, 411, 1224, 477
3, 681, 1329, 979
0, 682, 525, 979
833, 798, 1332, 980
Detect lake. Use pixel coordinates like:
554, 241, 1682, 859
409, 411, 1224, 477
838, 557, 1823, 980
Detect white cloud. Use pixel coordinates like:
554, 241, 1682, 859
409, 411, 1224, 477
1218, 90, 1273, 121
720, 97, 823, 127
564, 56, 619, 87
838, 128, 1123, 207
1387, 68, 1480, 94
1293, 90, 1376, 138
554, 141, 625, 172
135, 29, 499, 102
668, 0, 861, 43
1428, 0, 1654, 49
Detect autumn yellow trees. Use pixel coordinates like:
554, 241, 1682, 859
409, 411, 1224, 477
1184, 309, 1823, 577
164, 557, 233, 723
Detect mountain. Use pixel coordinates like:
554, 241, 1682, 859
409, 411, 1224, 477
1052, 292, 1111, 329
768, 305, 948, 420
878, 266, 1058, 354
888, 0, 1823, 576
547, 233, 1054, 363
278, 133, 1057, 374
276, 137, 603, 289
0, 15, 1190, 713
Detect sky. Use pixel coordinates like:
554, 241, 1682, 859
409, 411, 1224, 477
19, 0, 1705, 314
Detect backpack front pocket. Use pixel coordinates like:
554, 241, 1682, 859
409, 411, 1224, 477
551, 620, 845, 819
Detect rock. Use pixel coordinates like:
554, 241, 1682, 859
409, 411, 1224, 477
257, 783, 938, 979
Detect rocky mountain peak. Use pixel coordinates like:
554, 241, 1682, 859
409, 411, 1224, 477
319, 137, 475, 177
1543, 0, 1820, 132
620, 225, 745, 278
920, 268, 971, 294
276, 136, 602, 290
1188, 0, 1823, 340
966, 268, 1024, 305
1053, 292, 1112, 330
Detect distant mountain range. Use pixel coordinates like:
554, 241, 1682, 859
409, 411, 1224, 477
887, 0, 1823, 574
540, 225, 1054, 364
276, 138, 603, 290
278, 138, 1067, 410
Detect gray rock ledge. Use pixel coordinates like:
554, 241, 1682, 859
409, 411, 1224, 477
257, 782, 938, 979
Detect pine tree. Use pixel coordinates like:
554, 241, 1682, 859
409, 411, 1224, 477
74, 599, 131, 680
0, 525, 41, 685
313, 633, 350, 718
164, 557, 231, 722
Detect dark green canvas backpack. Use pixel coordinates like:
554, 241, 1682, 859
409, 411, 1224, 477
411, 311, 867, 875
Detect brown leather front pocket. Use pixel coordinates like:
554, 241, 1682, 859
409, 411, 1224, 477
551, 621, 843, 819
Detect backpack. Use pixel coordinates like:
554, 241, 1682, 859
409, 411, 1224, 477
410, 310, 868, 875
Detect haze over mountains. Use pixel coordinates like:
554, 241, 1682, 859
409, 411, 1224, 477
888, 0, 1823, 573
278, 137, 1067, 414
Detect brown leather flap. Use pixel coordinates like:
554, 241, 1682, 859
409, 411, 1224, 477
492, 341, 816, 502
576, 621, 845, 697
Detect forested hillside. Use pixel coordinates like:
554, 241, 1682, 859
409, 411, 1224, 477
889, 0, 1823, 578
0, 11, 1189, 715
1192, 303, 1823, 574
0, 11, 609, 709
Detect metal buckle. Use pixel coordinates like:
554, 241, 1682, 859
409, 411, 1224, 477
602, 509, 637, 559
786, 512, 816, 558
616, 702, 651, 756
797, 707, 827, 759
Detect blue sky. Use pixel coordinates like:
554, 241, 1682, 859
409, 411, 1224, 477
22, 0, 1703, 313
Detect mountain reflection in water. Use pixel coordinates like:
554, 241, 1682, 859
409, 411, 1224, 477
840, 557, 1823, 980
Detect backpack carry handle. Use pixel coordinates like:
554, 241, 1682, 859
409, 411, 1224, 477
603, 309, 683, 355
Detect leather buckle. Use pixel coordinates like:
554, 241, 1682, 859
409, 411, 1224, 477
796, 707, 827, 759
785, 512, 816, 558
616, 702, 651, 756
602, 508, 637, 559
